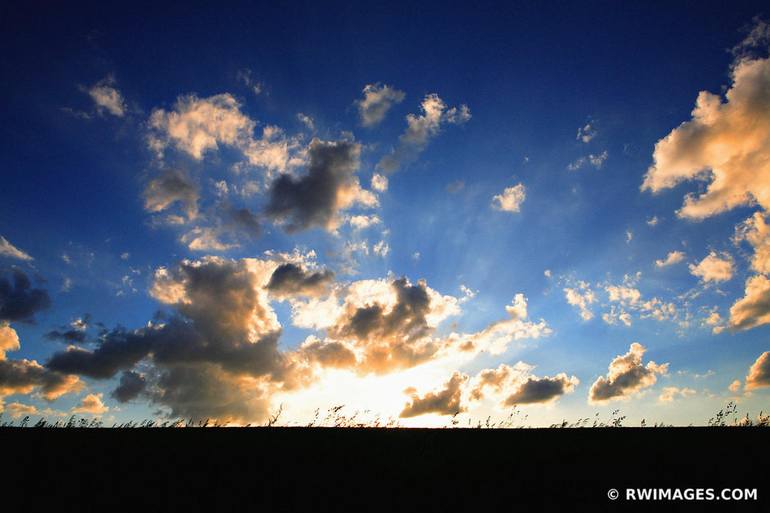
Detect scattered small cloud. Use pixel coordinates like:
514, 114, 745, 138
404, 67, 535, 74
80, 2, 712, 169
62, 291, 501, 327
492, 183, 526, 213
567, 151, 608, 171
356, 83, 405, 127
656, 251, 686, 268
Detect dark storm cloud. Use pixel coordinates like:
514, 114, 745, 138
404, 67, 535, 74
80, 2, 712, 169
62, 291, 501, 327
45, 328, 87, 344
143, 168, 200, 220
266, 263, 334, 298
47, 314, 285, 380
110, 370, 147, 403
226, 207, 261, 238
0, 269, 51, 323
332, 278, 431, 343
151, 363, 270, 423
46, 327, 154, 379
45, 257, 295, 422
400, 372, 468, 418
503, 374, 578, 405
299, 339, 357, 368
265, 139, 364, 232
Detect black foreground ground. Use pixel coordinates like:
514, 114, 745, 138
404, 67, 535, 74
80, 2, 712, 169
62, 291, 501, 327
3, 427, 767, 511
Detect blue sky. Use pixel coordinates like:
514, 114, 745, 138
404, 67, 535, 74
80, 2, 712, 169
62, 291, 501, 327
1, 1, 770, 426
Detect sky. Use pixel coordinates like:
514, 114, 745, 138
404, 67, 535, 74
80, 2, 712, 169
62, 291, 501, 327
1, 1, 770, 426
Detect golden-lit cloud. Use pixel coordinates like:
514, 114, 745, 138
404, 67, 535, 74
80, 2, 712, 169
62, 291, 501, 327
148, 93, 297, 173
688, 251, 734, 283
655, 250, 686, 268
589, 342, 668, 404
564, 282, 596, 321
745, 351, 770, 391
492, 183, 526, 213
641, 54, 770, 219
729, 275, 770, 330
400, 372, 468, 417
658, 386, 696, 403
2, 401, 38, 419
468, 363, 578, 406
87, 76, 126, 117
0, 235, 33, 261
0, 324, 20, 359
73, 393, 109, 415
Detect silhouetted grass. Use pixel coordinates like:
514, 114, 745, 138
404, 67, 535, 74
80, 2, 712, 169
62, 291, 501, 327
1, 401, 768, 428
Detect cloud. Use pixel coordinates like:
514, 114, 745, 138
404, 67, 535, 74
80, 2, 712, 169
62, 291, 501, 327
39, 251, 551, 422
602, 306, 632, 327
318, 278, 453, 374
0, 236, 33, 261
647, 216, 660, 227
0, 324, 20, 359
658, 386, 696, 403
0, 357, 82, 401
179, 206, 261, 252
45, 326, 87, 344
346, 214, 382, 231
2, 401, 38, 419
0, 271, 82, 404
45, 257, 294, 422
567, 151, 608, 171
236, 68, 263, 96
729, 379, 742, 393
576, 121, 597, 143
588, 342, 668, 404
469, 363, 530, 400
745, 351, 770, 390
88, 76, 126, 117
729, 275, 770, 330
688, 251, 734, 283
641, 47, 770, 219
111, 370, 146, 403
297, 113, 315, 131
400, 372, 468, 417
357, 83, 405, 127
143, 169, 200, 221
656, 250, 686, 268
0, 269, 51, 323
148, 93, 254, 160
181, 227, 237, 252
371, 174, 388, 192
377, 93, 470, 173
457, 294, 551, 355
373, 240, 390, 257
704, 309, 726, 334
266, 263, 334, 299
148, 93, 295, 173
468, 363, 577, 405
491, 183, 526, 213
734, 212, 770, 274
503, 373, 579, 405
564, 283, 596, 320
73, 393, 109, 414
266, 139, 377, 232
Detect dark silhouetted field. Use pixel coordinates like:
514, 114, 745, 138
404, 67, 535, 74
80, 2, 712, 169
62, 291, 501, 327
3, 425, 768, 511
